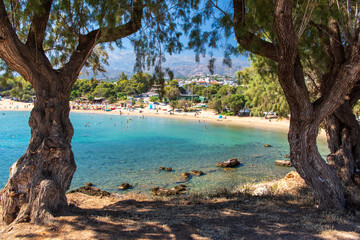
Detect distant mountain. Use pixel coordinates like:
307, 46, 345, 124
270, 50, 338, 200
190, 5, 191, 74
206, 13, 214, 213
81, 51, 250, 79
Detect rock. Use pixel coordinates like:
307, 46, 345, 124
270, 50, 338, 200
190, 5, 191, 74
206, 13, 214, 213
159, 167, 165, 170
190, 170, 204, 176
216, 158, 240, 168
251, 154, 263, 158
253, 185, 272, 196
264, 144, 272, 147
165, 167, 173, 171
118, 183, 132, 190
275, 160, 292, 167
285, 171, 296, 178
284, 155, 290, 158
151, 185, 187, 196
68, 186, 111, 197
85, 182, 93, 186
181, 172, 190, 178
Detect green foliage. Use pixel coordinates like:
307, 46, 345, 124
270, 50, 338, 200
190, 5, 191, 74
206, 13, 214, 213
0, 76, 35, 100
243, 56, 290, 118
178, 99, 190, 111
150, 96, 160, 102
208, 99, 222, 114
222, 94, 246, 116
164, 86, 180, 101
170, 100, 178, 110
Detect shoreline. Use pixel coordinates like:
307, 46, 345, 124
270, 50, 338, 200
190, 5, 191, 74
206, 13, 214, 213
0, 98, 327, 137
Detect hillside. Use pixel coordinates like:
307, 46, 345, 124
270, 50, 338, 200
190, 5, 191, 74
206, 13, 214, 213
81, 53, 250, 79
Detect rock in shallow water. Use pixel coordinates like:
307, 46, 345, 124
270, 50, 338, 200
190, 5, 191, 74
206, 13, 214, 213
190, 170, 204, 176
216, 158, 240, 168
275, 160, 292, 167
118, 183, 132, 190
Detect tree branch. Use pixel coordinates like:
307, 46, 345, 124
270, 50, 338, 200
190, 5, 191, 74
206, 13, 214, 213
0, 0, 37, 83
97, 1, 143, 44
314, 46, 360, 123
62, 1, 143, 82
233, 0, 279, 62
26, 0, 53, 51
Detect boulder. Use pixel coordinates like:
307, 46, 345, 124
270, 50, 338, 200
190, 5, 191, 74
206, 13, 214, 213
85, 182, 93, 186
118, 183, 132, 190
68, 186, 111, 197
275, 160, 292, 167
253, 185, 272, 196
216, 158, 240, 168
264, 144, 272, 147
151, 185, 187, 196
190, 170, 204, 176
165, 167, 173, 171
159, 167, 165, 170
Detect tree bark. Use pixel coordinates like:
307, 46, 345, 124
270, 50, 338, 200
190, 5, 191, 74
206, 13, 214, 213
324, 102, 360, 185
288, 113, 345, 210
0, 76, 76, 224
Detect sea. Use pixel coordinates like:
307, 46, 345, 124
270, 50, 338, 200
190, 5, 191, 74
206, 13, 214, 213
0, 111, 329, 194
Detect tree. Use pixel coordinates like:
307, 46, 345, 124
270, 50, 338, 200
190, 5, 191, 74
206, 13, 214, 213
208, 99, 222, 114
189, 0, 360, 209
170, 100, 178, 110
0, 0, 195, 224
178, 99, 189, 111
222, 94, 246, 116
164, 86, 180, 101
242, 56, 289, 118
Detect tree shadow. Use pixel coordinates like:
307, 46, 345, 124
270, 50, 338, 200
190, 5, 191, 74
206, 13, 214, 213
45, 191, 360, 240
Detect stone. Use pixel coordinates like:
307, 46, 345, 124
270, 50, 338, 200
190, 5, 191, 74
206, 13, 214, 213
68, 186, 111, 197
285, 171, 296, 178
118, 183, 132, 190
165, 167, 172, 171
275, 160, 292, 167
151, 185, 187, 196
181, 172, 190, 178
264, 144, 272, 147
253, 185, 272, 196
159, 167, 165, 170
216, 158, 240, 168
85, 182, 93, 186
190, 170, 204, 176
284, 155, 290, 158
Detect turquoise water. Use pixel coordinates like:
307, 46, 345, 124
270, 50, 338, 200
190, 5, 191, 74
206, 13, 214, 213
0, 111, 329, 194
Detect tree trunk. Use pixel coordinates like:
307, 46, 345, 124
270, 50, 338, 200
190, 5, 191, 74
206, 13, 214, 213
324, 102, 360, 185
0, 78, 76, 224
288, 114, 345, 210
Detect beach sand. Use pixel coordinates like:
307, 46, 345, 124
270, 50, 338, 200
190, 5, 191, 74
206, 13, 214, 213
0, 98, 327, 137
0, 99, 290, 131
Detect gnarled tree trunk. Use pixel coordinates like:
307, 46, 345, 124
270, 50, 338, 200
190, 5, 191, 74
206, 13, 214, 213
288, 114, 345, 209
324, 101, 360, 185
0, 76, 76, 224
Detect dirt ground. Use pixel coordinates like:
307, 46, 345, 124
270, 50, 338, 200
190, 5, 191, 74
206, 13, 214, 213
0, 172, 359, 240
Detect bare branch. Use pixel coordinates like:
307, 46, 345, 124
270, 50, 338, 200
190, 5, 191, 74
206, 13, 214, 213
297, 0, 318, 38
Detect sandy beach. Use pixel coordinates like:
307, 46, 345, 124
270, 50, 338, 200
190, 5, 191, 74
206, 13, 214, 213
0, 98, 293, 132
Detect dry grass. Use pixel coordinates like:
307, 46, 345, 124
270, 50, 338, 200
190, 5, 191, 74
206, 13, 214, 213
0, 172, 359, 240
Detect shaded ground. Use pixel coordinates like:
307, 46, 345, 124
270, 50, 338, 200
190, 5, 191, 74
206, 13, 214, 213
1, 172, 359, 240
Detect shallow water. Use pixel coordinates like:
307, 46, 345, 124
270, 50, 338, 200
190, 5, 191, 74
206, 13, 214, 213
0, 111, 329, 194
